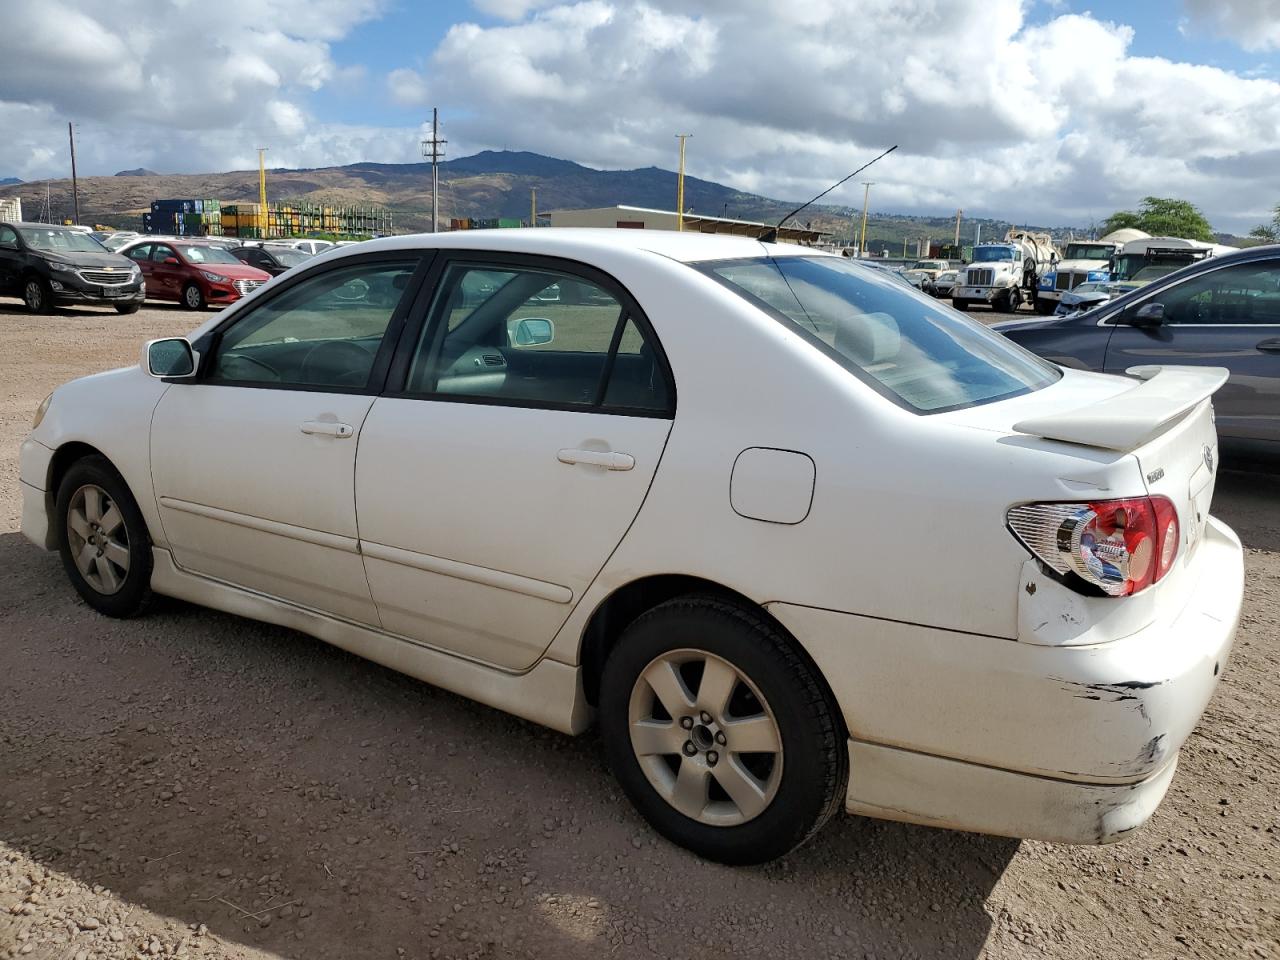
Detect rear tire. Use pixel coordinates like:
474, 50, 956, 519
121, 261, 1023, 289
182, 282, 206, 310
114, 303, 141, 315
600, 596, 847, 864
55, 456, 153, 618
23, 276, 53, 314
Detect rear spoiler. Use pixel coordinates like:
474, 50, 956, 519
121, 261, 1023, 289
1013, 365, 1229, 452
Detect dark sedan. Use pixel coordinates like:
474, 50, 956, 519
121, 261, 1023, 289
997, 245, 1280, 457
0, 222, 145, 314
231, 244, 313, 277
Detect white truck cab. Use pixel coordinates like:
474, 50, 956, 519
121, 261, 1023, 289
1035, 229, 1147, 314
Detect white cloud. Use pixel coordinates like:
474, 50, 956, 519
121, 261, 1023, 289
406, 0, 1280, 231
3, 0, 1280, 233
1184, 0, 1280, 51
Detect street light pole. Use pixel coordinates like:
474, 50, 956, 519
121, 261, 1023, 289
675, 134, 691, 231
858, 181, 875, 257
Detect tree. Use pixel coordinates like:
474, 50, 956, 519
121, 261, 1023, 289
1249, 204, 1280, 244
1101, 197, 1216, 242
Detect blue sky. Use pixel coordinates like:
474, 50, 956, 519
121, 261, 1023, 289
2, 0, 1279, 231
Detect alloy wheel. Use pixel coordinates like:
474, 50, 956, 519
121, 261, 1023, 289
628, 648, 783, 826
184, 285, 202, 309
24, 279, 43, 311
65, 483, 130, 595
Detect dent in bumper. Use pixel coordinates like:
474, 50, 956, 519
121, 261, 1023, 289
768, 516, 1241, 787
846, 740, 1178, 844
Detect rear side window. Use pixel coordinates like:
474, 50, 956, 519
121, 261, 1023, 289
703, 256, 1059, 413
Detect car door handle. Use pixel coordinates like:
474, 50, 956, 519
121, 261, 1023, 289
300, 420, 354, 438
1257, 338, 1280, 353
557, 448, 635, 471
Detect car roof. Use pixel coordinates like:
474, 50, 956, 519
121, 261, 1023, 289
344, 227, 821, 265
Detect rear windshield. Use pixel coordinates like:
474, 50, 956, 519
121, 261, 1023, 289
702, 256, 1060, 413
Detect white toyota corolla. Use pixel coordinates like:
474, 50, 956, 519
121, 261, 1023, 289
20, 230, 1243, 863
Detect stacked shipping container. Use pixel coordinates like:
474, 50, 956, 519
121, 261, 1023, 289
144, 199, 223, 236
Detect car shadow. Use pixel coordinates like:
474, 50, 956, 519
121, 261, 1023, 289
1213, 466, 1280, 553
0, 531, 1014, 959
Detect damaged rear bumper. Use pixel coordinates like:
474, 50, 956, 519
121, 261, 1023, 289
767, 515, 1243, 844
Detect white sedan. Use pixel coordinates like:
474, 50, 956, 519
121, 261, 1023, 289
19, 229, 1243, 863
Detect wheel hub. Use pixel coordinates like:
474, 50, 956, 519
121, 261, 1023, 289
627, 649, 783, 827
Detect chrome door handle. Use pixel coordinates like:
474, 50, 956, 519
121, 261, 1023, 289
300, 420, 354, 438
557, 448, 635, 471
1257, 338, 1280, 353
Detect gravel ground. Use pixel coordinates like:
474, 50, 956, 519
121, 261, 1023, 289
1, 300, 1277, 960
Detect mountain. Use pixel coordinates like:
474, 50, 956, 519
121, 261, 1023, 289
0, 177, 20, 186
0, 150, 1081, 243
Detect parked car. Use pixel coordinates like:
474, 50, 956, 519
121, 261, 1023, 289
273, 238, 335, 256
117, 239, 270, 309
909, 258, 951, 281
1053, 280, 1118, 316
0, 221, 145, 314
20, 229, 1243, 864
998, 244, 1280, 457
231, 244, 313, 277
930, 269, 959, 298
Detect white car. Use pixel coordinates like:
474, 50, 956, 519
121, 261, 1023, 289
19, 230, 1243, 864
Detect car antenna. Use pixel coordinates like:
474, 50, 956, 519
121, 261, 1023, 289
761, 145, 898, 244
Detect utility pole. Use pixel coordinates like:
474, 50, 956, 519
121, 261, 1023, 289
421, 108, 446, 233
675, 134, 691, 231
68, 123, 80, 226
256, 148, 268, 236
530, 187, 537, 227
858, 181, 875, 257
953, 209, 962, 248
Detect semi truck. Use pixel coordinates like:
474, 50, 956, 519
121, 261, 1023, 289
1033, 228, 1148, 314
952, 229, 1059, 312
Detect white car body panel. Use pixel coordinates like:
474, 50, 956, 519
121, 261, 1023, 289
150, 384, 381, 624
355, 399, 672, 669
19, 228, 1243, 846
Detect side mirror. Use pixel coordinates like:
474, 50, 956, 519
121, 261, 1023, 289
163, 257, 180, 266
512, 317, 554, 346
143, 338, 197, 378
1129, 302, 1165, 328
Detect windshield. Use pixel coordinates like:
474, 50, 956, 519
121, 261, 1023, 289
971, 245, 1017, 263
912, 260, 944, 270
702, 256, 1059, 413
180, 245, 241, 265
19, 227, 105, 254
1065, 243, 1115, 261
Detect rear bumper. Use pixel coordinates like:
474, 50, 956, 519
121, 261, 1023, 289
769, 515, 1243, 843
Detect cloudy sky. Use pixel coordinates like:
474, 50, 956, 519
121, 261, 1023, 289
2, 0, 1278, 231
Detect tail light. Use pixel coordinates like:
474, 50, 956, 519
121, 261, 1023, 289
1008, 496, 1179, 597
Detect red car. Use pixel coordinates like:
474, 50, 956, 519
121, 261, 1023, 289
121, 239, 271, 309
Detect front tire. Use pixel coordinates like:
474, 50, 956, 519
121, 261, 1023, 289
55, 456, 153, 618
23, 276, 53, 314
600, 596, 846, 864
182, 282, 206, 310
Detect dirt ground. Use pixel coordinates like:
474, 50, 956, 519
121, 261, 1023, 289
1, 300, 1277, 960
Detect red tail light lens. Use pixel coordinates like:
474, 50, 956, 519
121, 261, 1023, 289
1008, 496, 1179, 597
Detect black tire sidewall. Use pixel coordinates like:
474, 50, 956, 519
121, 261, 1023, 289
600, 599, 844, 865
54, 457, 153, 618
24, 276, 51, 314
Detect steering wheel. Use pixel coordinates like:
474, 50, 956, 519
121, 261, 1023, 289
219, 352, 281, 381
300, 340, 373, 386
